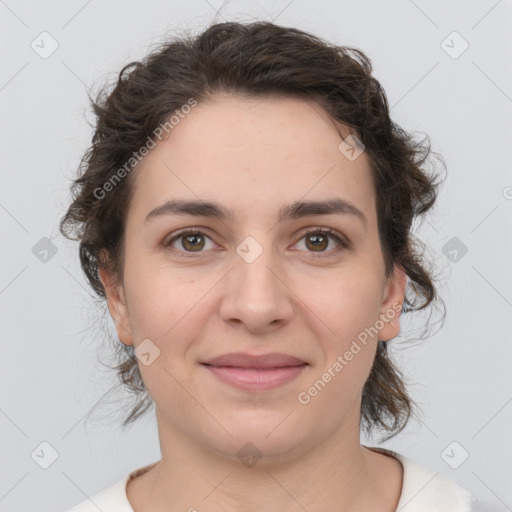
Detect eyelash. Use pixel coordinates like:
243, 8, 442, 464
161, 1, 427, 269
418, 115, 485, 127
162, 227, 350, 258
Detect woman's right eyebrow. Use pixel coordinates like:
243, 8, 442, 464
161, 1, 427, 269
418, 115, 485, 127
144, 198, 368, 232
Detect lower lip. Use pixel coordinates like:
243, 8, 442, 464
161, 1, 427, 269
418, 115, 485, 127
202, 364, 308, 391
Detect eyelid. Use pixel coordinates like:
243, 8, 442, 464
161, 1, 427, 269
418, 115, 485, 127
162, 227, 219, 255
297, 227, 350, 251
162, 226, 350, 256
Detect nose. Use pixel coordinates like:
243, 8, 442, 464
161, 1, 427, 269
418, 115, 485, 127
219, 246, 294, 334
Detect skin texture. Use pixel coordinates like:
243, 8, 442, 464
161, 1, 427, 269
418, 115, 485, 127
100, 94, 407, 512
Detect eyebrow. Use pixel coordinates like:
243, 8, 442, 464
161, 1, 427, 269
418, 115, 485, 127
144, 198, 368, 231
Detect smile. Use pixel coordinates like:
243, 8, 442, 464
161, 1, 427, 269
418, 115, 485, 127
202, 364, 309, 391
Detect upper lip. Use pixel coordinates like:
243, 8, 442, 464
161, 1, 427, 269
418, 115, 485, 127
202, 352, 307, 369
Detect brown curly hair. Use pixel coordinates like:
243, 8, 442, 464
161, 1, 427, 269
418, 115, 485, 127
60, 20, 446, 441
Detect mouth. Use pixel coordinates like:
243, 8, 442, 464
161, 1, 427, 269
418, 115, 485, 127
201, 352, 309, 391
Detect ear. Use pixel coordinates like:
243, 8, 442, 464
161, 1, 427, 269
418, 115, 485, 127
98, 264, 134, 346
376, 264, 408, 342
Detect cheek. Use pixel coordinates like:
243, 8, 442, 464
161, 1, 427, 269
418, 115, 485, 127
299, 278, 382, 407
122, 267, 202, 402
122, 246, 199, 335
301, 267, 384, 345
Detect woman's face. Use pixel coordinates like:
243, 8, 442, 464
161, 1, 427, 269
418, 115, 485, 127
100, 94, 406, 462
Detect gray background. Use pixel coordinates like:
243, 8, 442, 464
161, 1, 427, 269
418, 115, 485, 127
1, 1, 511, 511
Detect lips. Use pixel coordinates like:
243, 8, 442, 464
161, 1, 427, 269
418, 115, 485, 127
202, 352, 307, 369
201, 352, 308, 391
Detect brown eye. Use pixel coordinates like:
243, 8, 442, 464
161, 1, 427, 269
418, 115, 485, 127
163, 229, 215, 256
294, 228, 350, 256
305, 233, 329, 251
180, 233, 205, 251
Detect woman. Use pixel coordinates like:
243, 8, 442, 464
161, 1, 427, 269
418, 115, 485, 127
61, 20, 479, 512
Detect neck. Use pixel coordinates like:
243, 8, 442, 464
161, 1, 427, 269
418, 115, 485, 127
129, 411, 402, 512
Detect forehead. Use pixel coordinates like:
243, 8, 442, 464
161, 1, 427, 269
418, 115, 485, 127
160, 93, 355, 160
128, 94, 376, 226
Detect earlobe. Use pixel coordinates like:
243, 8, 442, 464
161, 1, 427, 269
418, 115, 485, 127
377, 265, 408, 342
98, 266, 134, 346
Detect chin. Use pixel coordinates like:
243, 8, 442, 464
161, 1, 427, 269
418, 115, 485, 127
202, 419, 310, 469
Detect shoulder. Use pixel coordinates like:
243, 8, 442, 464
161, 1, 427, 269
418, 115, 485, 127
383, 448, 479, 512
63, 462, 158, 512
64, 477, 131, 512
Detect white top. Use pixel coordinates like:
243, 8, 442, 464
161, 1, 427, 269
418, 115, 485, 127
65, 447, 479, 511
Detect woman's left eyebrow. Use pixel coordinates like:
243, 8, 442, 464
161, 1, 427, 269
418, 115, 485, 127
144, 198, 368, 232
